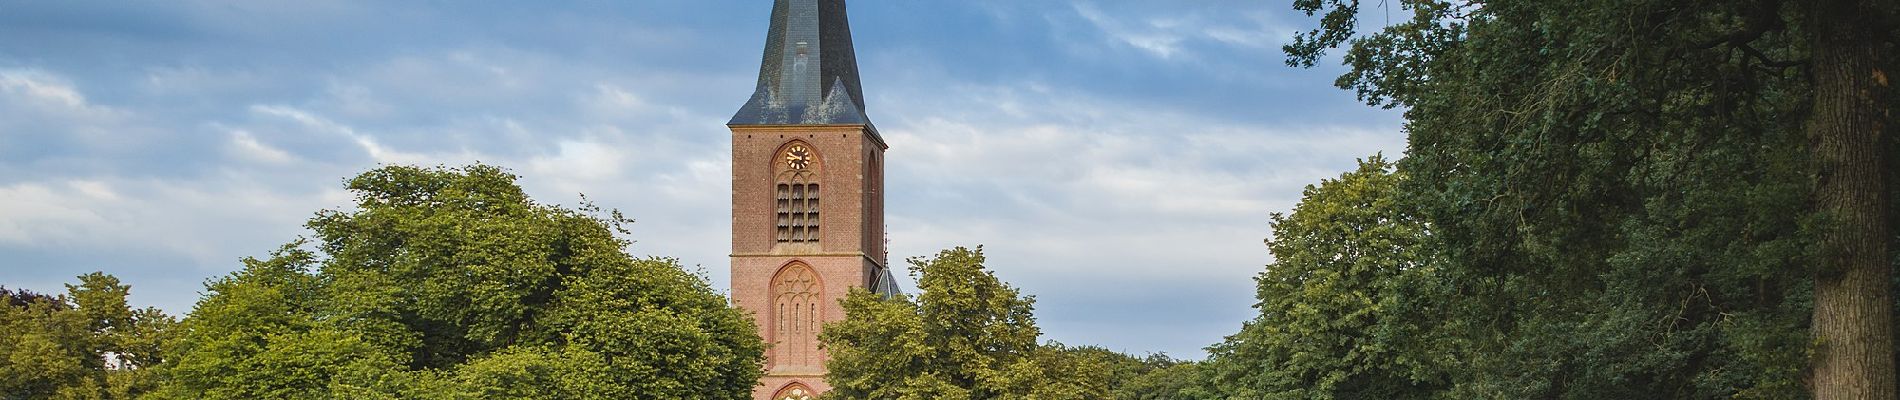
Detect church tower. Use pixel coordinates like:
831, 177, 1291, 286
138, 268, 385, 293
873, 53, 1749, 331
729, 1, 898, 398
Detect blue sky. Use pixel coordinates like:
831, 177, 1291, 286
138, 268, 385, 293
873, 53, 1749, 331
0, 1, 1402, 358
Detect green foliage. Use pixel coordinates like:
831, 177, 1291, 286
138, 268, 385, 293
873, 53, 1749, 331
1265, 0, 1900, 397
1116, 360, 1217, 400
1203, 156, 1442, 399
155, 164, 764, 400
443, 346, 619, 399
0, 275, 175, 400
153, 245, 399, 400
1, 288, 97, 400
546, 255, 765, 395
1048, 348, 1217, 400
821, 246, 1109, 399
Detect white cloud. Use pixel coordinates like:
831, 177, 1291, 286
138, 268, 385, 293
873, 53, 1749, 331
527, 139, 626, 182
1066, 3, 1294, 62
250, 104, 441, 165
1072, 3, 1187, 59
0, 69, 89, 108
0, 177, 347, 264
0, 182, 114, 244
1200, 11, 1289, 49
67, 180, 121, 201
225, 129, 296, 164
592, 83, 646, 111
0, 68, 127, 136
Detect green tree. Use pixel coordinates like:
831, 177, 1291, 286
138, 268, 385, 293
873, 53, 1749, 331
1, 286, 97, 399
0, 274, 175, 400
1203, 156, 1441, 399
1283, 0, 1897, 397
155, 164, 765, 399
441, 346, 620, 399
153, 245, 400, 400
821, 246, 1108, 399
1051, 347, 1217, 400
1115, 360, 1217, 400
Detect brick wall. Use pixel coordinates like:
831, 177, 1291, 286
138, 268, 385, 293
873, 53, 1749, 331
730, 124, 888, 399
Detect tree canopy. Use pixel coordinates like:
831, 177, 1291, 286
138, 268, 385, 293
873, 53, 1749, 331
1249, 0, 1899, 397
152, 164, 764, 399
1204, 156, 1444, 399
0, 274, 174, 400
820, 246, 1119, 399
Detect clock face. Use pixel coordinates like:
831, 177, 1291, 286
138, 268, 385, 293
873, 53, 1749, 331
785, 145, 813, 170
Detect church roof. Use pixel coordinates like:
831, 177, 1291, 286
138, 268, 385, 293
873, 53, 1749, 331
874, 265, 904, 297
872, 267, 902, 297
730, 0, 872, 126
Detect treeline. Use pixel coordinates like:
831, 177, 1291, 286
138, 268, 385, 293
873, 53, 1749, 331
0, 164, 1201, 400
818, 246, 1206, 399
826, 0, 1900, 397
1197, 0, 1895, 397
3, 165, 767, 399
1, 276, 172, 399
5, 0, 1897, 398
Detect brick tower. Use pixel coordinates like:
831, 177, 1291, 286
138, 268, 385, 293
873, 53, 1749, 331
728, 1, 898, 399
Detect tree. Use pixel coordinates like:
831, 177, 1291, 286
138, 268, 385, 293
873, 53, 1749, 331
153, 245, 400, 400
0, 274, 175, 400
155, 164, 765, 399
2, 285, 98, 399
1284, 0, 1897, 397
820, 246, 1108, 399
1204, 156, 1442, 399
1115, 360, 1217, 400
1805, 2, 1898, 397
1053, 348, 1218, 400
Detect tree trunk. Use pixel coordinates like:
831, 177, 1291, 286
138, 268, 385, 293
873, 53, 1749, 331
1808, 0, 1895, 398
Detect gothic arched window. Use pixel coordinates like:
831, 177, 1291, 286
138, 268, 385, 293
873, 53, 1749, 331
775, 142, 820, 244
772, 262, 822, 368
773, 383, 816, 400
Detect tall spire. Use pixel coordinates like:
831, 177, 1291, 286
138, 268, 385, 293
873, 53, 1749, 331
730, 0, 871, 126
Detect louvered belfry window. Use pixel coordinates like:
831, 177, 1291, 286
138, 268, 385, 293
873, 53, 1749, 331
776, 182, 820, 243
776, 143, 820, 244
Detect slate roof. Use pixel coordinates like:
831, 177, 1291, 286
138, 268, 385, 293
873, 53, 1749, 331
730, 0, 873, 126
872, 266, 902, 297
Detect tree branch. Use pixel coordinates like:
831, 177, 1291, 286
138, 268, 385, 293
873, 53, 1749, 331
1738, 43, 1808, 69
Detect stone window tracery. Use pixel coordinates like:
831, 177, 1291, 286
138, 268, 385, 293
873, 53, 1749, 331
773, 263, 822, 368
773, 383, 815, 400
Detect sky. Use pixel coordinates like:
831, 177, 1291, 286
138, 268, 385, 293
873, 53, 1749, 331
0, 0, 1403, 359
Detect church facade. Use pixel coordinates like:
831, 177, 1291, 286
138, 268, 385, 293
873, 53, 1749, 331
726, 1, 900, 399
